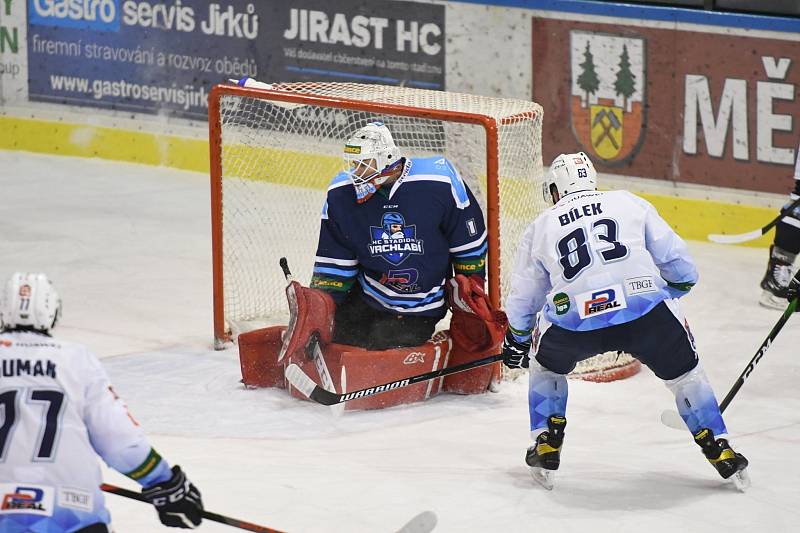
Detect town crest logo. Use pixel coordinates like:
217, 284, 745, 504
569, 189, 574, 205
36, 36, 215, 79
570, 30, 646, 164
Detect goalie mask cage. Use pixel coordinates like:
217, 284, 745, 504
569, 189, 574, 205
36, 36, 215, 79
209, 81, 640, 382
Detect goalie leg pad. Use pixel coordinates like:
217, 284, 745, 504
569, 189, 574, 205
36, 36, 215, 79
443, 275, 507, 393
443, 313, 502, 394
239, 326, 287, 388
279, 281, 337, 361
287, 332, 451, 410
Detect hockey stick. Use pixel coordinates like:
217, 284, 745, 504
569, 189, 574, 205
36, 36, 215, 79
103, 483, 437, 533
100, 484, 284, 533
708, 196, 800, 244
661, 271, 800, 430
286, 352, 504, 406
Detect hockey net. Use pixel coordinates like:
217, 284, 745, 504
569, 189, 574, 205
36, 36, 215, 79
209, 81, 640, 382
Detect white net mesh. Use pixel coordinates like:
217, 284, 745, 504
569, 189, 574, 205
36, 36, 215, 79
212, 81, 639, 381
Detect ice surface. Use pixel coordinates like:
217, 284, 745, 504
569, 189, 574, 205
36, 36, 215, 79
2, 150, 799, 532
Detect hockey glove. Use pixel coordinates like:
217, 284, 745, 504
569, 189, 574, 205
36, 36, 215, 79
142, 465, 203, 529
502, 330, 531, 369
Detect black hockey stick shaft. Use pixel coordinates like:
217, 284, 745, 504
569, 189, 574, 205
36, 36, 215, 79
100, 484, 285, 533
760, 196, 800, 234
718, 271, 799, 413
287, 352, 504, 405
709, 196, 800, 243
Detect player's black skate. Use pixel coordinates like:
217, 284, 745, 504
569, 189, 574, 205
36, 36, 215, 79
693, 428, 750, 491
759, 245, 796, 310
525, 415, 566, 490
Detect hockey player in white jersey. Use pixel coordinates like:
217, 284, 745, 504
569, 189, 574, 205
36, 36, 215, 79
503, 153, 749, 490
0, 273, 203, 532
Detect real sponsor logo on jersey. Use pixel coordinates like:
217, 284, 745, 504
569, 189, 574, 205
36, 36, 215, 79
0, 484, 55, 516
403, 352, 425, 364
553, 292, 570, 315
58, 487, 93, 513
577, 284, 627, 319
624, 276, 657, 296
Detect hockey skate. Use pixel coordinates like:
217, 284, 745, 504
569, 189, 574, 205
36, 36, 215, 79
693, 428, 750, 491
525, 415, 566, 490
759, 245, 795, 310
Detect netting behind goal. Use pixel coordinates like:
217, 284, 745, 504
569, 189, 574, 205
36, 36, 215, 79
209, 81, 640, 382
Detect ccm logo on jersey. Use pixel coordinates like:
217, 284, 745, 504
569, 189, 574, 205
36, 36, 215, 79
576, 285, 627, 319
625, 276, 657, 296
0, 484, 55, 516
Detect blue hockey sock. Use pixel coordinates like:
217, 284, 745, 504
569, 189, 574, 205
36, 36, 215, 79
529, 361, 568, 437
664, 364, 727, 436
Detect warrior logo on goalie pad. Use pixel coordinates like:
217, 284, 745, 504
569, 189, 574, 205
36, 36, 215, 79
368, 212, 424, 266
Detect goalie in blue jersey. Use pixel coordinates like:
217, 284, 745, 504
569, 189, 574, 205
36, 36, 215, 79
309, 121, 492, 350
238, 121, 508, 405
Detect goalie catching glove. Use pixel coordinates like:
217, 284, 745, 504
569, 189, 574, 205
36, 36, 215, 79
502, 330, 531, 369
142, 465, 203, 529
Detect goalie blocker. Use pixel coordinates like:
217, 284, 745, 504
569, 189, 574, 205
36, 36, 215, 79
238, 274, 507, 410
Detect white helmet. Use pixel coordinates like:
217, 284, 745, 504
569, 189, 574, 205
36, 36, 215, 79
343, 122, 403, 201
1, 273, 62, 334
543, 152, 597, 205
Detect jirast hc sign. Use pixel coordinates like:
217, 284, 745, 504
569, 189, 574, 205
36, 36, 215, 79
29, 0, 121, 31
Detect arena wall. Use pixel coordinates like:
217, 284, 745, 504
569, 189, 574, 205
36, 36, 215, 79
2, 0, 798, 247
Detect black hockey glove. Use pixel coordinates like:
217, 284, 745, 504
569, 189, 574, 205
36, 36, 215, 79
142, 465, 203, 529
502, 330, 531, 369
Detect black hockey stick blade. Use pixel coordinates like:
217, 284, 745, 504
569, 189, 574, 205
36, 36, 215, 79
286, 352, 504, 406
101, 484, 286, 533
661, 272, 799, 430
708, 196, 800, 244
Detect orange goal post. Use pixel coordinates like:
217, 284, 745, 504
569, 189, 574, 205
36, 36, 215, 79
208, 81, 640, 382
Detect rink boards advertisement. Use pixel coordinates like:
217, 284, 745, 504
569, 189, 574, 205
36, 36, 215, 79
0, 0, 26, 102
532, 14, 800, 194
25, 0, 444, 119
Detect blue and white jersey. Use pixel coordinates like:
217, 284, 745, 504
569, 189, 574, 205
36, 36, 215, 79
0, 331, 171, 532
505, 190, 698, 338
311, 156, 487, 318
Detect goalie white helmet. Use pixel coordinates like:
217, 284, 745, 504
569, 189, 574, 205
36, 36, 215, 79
343, 121, 403, 202
543, 152, 597, 206
1, 272, 62, 334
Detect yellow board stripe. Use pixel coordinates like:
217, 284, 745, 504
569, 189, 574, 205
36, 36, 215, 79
0, 115, 774, 248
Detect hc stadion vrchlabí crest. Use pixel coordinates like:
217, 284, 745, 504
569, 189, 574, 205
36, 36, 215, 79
570, 30, 646, 164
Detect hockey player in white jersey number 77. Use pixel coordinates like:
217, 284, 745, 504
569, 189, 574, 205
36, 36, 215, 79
0, 273, 203, 532
503, 153, 750, 490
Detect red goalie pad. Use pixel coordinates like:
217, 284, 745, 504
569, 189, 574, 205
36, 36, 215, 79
286, 332, 453, 410
447, 274, 508, 350
239, 325, 286, 389
444, 275, 508, 393
278, 280, 336, 362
